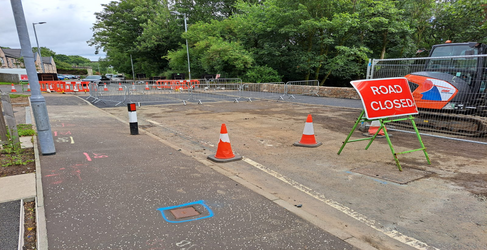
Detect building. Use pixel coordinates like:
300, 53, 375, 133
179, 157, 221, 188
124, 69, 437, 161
0, 47, 57, 73
0, 48, 25, 68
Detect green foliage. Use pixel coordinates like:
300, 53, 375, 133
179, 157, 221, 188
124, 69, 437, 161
244, 65, 282, 83
32, 47, 56, 57
1, 125, 35, 167
431, 0, 487, 44
17, 124, 36, 137
86, 0, 487, 85
9, 94, 29, 98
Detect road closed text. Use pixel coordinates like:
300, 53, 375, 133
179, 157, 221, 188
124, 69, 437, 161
369, 85, 414, 111
370, 98, 415, 110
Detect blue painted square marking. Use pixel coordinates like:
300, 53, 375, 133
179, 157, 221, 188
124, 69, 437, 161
157, 200, 214, 223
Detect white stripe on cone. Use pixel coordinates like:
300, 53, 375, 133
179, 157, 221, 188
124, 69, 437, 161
220, 133, 230, 143
303, 122, 315, 135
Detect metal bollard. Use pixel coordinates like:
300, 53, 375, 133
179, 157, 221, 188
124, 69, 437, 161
127, 103, 138, 135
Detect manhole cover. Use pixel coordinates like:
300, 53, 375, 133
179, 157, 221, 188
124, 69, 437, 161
170, 206, 200, 219
351, 165, 433, 184
157, 200, 214, 223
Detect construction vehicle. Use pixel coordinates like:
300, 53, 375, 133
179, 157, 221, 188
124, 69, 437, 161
398, 42, 487, 136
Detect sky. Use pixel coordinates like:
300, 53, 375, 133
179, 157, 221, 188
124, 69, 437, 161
1, 0, 114, 61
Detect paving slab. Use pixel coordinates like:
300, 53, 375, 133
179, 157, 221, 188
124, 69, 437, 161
0, 173, 36, 203
40, 95, 357, 249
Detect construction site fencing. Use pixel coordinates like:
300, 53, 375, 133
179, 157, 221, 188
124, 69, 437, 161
241, 83, 286, 101
366, 55, 487, 143
86, 83, 128, 106
284, 80, 320, 102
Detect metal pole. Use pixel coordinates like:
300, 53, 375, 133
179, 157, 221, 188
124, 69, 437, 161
32, 22, 46, 73
11, 0, 55, 155
183, 14, 191, 81
130, 54, 135, 80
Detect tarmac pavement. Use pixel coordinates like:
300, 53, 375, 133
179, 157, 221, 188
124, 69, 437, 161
38, 95, 359, 249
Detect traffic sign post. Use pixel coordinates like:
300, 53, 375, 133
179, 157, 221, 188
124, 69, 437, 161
337, 78, 431, 171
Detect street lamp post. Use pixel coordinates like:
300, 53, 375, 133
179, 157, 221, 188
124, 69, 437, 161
171, 11, 191, 80
11, 0, 55, 155
32, 21, 46, 73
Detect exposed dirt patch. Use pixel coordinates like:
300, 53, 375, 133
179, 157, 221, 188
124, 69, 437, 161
445, 173, 487, 198
10, 96, 30, 107
0, 148, 35, 177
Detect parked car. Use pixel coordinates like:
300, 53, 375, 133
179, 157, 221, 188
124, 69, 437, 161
110, 74, 125, 81
84, 75, 111, 85
64, 75, 78, 79
57, 74, 65, 80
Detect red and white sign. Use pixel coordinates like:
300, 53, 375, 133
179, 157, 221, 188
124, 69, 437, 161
351, 77, 418, 119
21, 74, 28, 80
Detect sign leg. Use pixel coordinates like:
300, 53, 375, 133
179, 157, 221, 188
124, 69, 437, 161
382, 120, 403, 171
338, 110, 364, 155
410, 115, 431, 164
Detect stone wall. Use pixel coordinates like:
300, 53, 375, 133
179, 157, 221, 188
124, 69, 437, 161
0, 73, 19, 83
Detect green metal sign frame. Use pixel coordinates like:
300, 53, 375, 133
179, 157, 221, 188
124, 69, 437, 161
337, 110, 431, 171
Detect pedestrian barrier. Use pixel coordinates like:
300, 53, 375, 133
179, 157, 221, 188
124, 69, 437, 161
39, 81, 89, 92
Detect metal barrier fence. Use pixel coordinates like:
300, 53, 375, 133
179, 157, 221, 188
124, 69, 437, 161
86, 83, 128, 106
285, 80, 320, 102
241, 83, 286, 101
86, 76, 486, 143
88, 79, 323, 104
366, 55, 487, 142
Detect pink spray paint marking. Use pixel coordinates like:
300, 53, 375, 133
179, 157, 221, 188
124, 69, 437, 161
44, 164, 88, 185
84, 152, 108, 161
84, 153, 92, 161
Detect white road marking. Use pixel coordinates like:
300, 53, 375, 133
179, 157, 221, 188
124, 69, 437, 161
242, 157, 438, 250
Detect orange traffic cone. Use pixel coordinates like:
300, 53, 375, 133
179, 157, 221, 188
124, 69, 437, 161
366, 120, 385, 137
132, 82, 136, 91
293, 114, 322, 147
118, 83, 123, 91
207, 124, 242, 162
145, 82, 150, 90
10, 83, 17, 93
27, 83, 31, 92
104, 83, 109, 91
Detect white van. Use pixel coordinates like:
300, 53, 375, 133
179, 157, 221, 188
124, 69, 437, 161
0, 68, 28, 81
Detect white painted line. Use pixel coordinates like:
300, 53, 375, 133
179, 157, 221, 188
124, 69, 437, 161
242, 157, 438, 250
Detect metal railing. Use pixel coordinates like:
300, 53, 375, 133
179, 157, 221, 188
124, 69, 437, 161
86, 76, 486, 143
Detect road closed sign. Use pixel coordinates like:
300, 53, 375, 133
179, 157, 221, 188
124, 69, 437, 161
351, 77, 418, 119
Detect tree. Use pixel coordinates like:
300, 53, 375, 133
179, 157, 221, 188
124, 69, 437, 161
32, 47, 56, 57
88, 0, 173, 76
431, 0, 487, 44
166, 20, 254, 78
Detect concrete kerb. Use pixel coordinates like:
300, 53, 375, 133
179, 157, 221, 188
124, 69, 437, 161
28, 97, 48, 250
75, 96, 377, 250
34, 134, 48, 250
